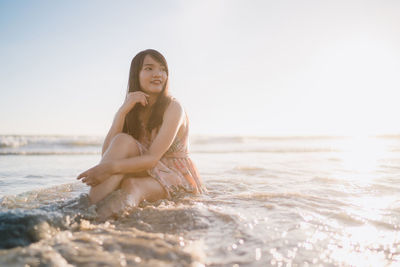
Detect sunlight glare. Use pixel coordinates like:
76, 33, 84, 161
337, 136, 388, 177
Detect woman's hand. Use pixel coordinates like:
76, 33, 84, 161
119, 91, 149, 115
76, 161, 114, 187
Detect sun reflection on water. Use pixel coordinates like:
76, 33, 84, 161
319, 135, 399, 266
337, 135, 389, 176
328, 223, 400, 266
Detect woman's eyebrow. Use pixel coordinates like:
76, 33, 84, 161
143, 63, 166, 68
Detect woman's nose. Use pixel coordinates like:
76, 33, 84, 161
153, 69, 163, 76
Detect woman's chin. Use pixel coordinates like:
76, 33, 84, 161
146, 88, 163, 94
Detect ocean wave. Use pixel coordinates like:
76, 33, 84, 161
234, 166, 266, 172
190, 135, 349, 144
0, 149, 335, 156
2, 134, 399, 149
0, 151, 100, 155
0, 191, 95, 249
0, 184, 211, 267
0, 135, 103, 148
0, 175, 399, 266
191, 148, 337, 153
4, 134, 398, 156
0, 209, 67, 249
0, 148, 335, 155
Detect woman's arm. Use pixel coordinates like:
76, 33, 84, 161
101, 91, 149, 156
77, 100, 183, 185
111, 100, 184, 174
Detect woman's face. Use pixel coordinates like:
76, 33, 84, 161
139, 55, 168, 95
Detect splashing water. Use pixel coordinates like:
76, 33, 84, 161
1, 135, 400, 266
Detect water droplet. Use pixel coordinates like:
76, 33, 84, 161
255, 248, 261, 260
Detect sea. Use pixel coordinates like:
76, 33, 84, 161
1, 134, 400, 266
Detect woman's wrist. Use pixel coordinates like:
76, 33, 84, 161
118, 101, 138, 117
117, 107, 129, 117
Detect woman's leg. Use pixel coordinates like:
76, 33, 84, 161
121, 176, 167, 203
88, 133, 140, 204
96, 176, 167, 219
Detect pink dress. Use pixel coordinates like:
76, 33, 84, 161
133, 114, 205, 199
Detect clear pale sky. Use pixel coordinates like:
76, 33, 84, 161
1, 0, 399, 136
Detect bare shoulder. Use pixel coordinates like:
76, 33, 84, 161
165, 98, 184, 118
159, 98, 188, 138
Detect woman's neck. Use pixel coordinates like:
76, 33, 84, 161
146, 94, 158, 109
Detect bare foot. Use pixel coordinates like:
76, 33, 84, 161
96, 190, 137, 220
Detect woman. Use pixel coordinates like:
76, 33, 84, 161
77, 49, 204, 217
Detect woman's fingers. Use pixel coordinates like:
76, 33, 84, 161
128, 91, 149, 98
77, 171, 87, 180
82, 176, 93, 185
78, 170, 93, 185
125, 91, 149, 108
135, 91, 149, 97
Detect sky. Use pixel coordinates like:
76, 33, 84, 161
1, 0, 400, 137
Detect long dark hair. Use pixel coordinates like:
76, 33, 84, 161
122, 49, 172, 139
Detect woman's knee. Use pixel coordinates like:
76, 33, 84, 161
105, 133, 140, 158
112, 133, 137, 146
